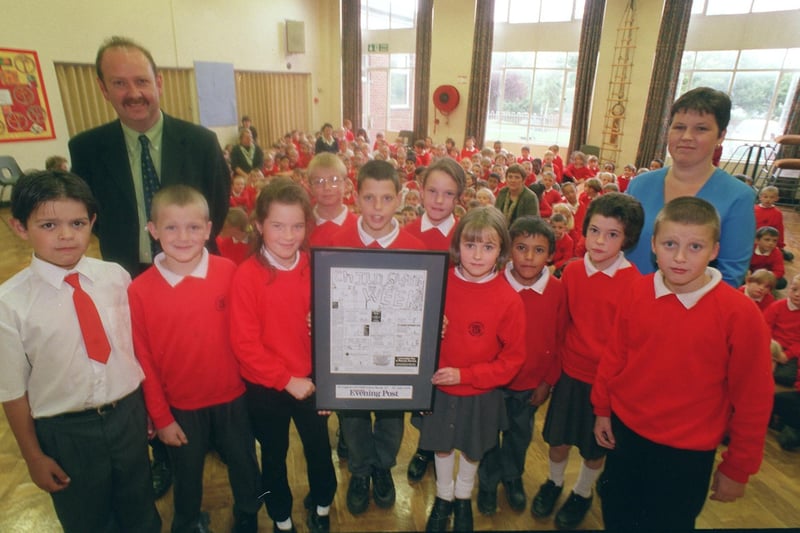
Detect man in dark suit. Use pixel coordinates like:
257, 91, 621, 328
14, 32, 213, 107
68, 37, 231, 514
69, 36, 229, 277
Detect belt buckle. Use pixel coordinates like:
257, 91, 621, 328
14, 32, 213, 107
96, 401, 117, 416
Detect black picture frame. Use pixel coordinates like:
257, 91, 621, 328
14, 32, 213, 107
311, 248, 449, 411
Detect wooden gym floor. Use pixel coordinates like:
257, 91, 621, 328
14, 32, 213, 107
1, 205, 800, 532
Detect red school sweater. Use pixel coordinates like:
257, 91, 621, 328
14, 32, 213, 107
403, 217, 455, 251
437, 270, 526, 396
560, 258, 641, 384
128, 255, 245, 430
309, 211, 359, 248
750, 245, 785, 280
764, 299, 800, 360
229, 252, 312, 390
552, 234, 575, 270
754, 204, 785, 249
592, 274, 773, 484
505, 272, 566, 391
738, 285, 775, 314
330, 222, 425, 250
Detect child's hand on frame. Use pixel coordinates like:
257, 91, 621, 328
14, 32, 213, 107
431, 367, 460, 386
157, 421, 188, 447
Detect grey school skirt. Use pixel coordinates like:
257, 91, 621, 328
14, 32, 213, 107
413, 388, 508, 461
542, 372, 607, 461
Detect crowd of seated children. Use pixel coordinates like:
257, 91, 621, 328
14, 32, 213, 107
751, 226, 786, 290
739, 269, 777, 313
563, 151, 593, 184
767, 274, 800, 388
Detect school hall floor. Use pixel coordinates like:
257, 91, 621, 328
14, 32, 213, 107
1, 205, 800, 533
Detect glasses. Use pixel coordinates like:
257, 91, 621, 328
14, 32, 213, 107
311, 176, 344, 188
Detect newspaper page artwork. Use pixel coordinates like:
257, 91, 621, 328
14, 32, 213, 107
330, 267, 426, 376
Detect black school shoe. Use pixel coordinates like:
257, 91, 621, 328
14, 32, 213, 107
303, 495, 330, 533
233, 510, 258, 533
346, 474, 371, 515
407, 449, 433, 482
531, 479, 563, 518
453, 498, 474, 532
151, 458, 172, 499
425, 497, 453, 532
372, 468, 396, 508
503, 478, 527, 511
554, 491, 593, 530
477, 487, 497, 516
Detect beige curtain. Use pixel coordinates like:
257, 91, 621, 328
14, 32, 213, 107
341, 0, 362, 132
568, 0, 606, 156
234, 71, 311, 147
55, 63, 195, 137
413, 0, 433, 142
635, 0, 693, 167
464, 0, 495, 147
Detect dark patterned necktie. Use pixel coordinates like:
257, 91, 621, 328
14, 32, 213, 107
139, 134, 160, 221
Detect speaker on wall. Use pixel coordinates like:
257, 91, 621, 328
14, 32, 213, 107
286, 20, 306, 54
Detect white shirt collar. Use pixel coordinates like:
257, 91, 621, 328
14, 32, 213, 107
31, 254, 96, 289
653, 267, 722, 309
455, 266, 498, 284
260, 245, 300, 271
788, 299, 799, 312
584, 252, 631, 277
314, 204, 349, 226
154, 248, 209, 287
504, 261, 549, 294
356, 216, 400, 248
420, 212, 455, 236
754, 246, 771, 257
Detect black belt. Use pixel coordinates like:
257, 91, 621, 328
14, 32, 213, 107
41, 388, 138, 420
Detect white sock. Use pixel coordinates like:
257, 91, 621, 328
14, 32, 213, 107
316, 505, 330, 517
434, 452, 456, 501
454, 454, 478, 499
573, 463, 602, 498
276, 517, 293, 530
549, 457, 568, 487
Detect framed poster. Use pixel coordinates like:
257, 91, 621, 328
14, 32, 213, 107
311, 248, 449, 411
0, 48, 55, 142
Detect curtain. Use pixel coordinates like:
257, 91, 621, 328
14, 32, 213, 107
234, 71, 311, 146
464, 0, 495, 147
635, 0, 693, 167
341, 0, 362, 133
55, 64, 194, 137
568, 0, 606, 156
413, 0, 434, 142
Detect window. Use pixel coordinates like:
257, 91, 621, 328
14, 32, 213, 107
494, 0, 583, 23
678, 48, 800, 150
486, 51, 577, 146
692, 0, 800, 15
361, 0, 416, 30
362, 53, 415, 137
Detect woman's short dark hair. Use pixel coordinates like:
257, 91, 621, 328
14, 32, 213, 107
670, 87, 731, 133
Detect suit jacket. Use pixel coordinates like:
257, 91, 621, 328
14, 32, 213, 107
69, 113, 230, 275
495, 185, 540, 225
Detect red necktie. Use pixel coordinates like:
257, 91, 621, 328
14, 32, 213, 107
64, 273, 111, 364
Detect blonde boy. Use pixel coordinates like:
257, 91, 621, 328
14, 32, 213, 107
129, 185, 261, 532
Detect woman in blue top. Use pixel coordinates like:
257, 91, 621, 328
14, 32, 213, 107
626, 87, 755, 287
